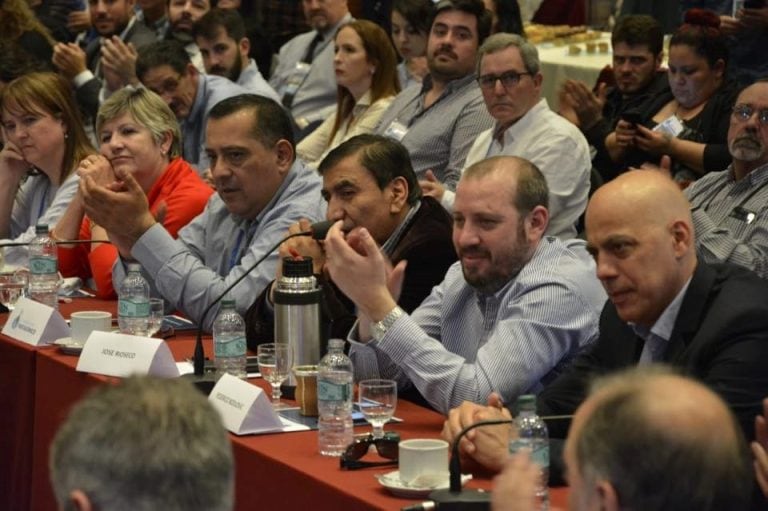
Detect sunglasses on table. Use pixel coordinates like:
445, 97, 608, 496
339, 432, 400, 470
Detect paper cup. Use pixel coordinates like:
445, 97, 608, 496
70, 311, 112, 344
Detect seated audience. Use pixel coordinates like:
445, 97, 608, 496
79, 95, 324, 330
297, 20, 399, 169
0, 72, 95, 266
135, 40, 249, 171
606, 9, 739, 184
492, 366, 753, 511
559, 14, 669, 183
421, 33, 590, 240
54, 87, 213, 299
269, 0, 352, 135
390, 0, 433, 89
684, 79, 768, 279
246, 134, 456, 348
192, 9, 279, 102
443, 170, 768, 488
322, 156, 606, 413
374, 0, 494, 190
50, 376, 234, 511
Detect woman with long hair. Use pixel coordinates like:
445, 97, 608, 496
0, 0, 56, 67
0, 72, 95, 265
297, 19, 400, 169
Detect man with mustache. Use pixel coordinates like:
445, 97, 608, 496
321, 155, 606, 413
192, 9, 279, 102
558, 15, 669, 182
269, 0, 352, 138
684, 79, 768, 279
374, 0, 494, 191
420, 32, 591, 240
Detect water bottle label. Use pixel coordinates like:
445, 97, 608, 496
317, 380, 351, 401
215, 336, 246, 357
509, 439, 549, 467
119, 299, 150, 317
29, 257, 57, 275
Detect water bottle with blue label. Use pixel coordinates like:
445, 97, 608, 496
118, 263, 150, 336
317, 339, 353, 456
213, 299, 246, 379
510, 394, 549, 510
28, 224, 59, 310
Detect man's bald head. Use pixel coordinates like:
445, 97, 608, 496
585, 171, 696, 327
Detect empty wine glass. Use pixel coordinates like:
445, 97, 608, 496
257, 343, 292, 410
146, 298, 165, 337
358, 379, 397, 439
0, 270, 28, 311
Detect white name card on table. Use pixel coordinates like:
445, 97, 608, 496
1, 297, 69, 346
76, 331, 179, 378
209, 374, 309, 435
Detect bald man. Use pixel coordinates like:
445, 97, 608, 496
492, 366, 753, 511
443, 170, 768, 486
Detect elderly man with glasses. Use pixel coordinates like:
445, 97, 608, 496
421, 32, 591, 240
684, 78, 768, 279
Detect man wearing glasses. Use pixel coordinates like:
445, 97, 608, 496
421, 32, 591, 240
684, 78, 768, 279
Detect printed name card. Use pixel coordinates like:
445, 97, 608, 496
209, 374, 286, 435
76, 331, 179, 378
1, 297, 69, 346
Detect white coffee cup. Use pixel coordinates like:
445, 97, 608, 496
398, 438, 449, 484
70, 311, 112, 344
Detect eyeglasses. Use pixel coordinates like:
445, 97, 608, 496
340, 432, 400, 470
477, 71, 532, 90
732, 104, 768, 126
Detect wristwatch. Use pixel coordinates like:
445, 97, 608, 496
371, 306, 404, 341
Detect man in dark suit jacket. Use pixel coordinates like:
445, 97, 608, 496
245, 134, 456, 349
442, 170, 768, 494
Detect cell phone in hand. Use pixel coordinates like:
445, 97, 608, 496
621, 111, 643, 126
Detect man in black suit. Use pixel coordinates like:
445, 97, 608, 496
442, 170, 768, 483
245, 134, 457, 349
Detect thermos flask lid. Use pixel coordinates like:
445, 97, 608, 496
283, 257, 314, 277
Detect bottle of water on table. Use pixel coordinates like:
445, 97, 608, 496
213, 299, 247, 379
510, 394, 549, 510
317, 339, 353, 456
118, 263, 150, 335
28, 224, 59, 310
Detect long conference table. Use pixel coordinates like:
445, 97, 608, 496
1, 298, 568, 511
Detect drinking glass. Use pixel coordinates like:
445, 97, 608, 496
146, 298, 165, 337
257, 343, 292, 410
0, 270, 28, 311
358, 379, 397, 439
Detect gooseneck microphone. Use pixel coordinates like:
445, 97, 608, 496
190, 220, 333, 378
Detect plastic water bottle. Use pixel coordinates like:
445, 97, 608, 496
317, 338, 354, 456
118, 263, 150, 336
28, 224, 59, 310
510, 395, 549, 509
213, 299, 247, 379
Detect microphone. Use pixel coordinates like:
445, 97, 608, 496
188, 220, 333, 387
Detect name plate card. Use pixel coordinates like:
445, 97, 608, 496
209, 374, 308, 435
76, 331, 179, 378
1, 297, 69, 346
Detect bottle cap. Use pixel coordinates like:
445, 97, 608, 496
282, 257, 314, 278
328, 338, 345, 351
516, 394, 537, 412
221, 299, 236, 308
127, 263, 142, 273
35, 224, 49, 234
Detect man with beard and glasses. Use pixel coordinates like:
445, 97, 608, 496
270, 0, 352, 137
684, 79, 768, 279
374, 0, 494, 191
321, 155, 606, 413
193, 9, 279, 102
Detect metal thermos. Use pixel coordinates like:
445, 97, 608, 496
274, 257, 322, 388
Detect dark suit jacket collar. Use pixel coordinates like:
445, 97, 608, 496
665, 262, 717, 360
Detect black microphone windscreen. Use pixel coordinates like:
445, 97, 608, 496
310, 220, 333, 240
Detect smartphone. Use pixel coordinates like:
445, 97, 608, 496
620, 111, 643, 126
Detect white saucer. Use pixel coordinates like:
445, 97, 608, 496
375, 470, 472, 498
53, 337, 84, 355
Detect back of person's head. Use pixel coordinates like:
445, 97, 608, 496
392, 0, 435, 36
50, 377, 234, 511
318, 134, 421, 206
671, 8, 728, 69
0, 0, 55, 43
0, 41, 52, 87
462, 156, 549, 214
430, 0, 493, 46
575, 366, 752, 511
208, 94, 296, 151
476, 32, 539, 75
136, 40, 192, 79
193, 7, 246, 42
97, 87, 183, 158
0, 71, 93, 182
611, 14, 663, 55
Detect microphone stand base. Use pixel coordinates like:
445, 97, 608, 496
182, 372, 217, 395
427, 489, 491, 510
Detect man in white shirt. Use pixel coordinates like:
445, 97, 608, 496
421, 32, 591, 240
